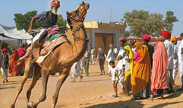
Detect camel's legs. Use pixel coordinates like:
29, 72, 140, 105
51, 70, 69, 108
26, 65, 41, 104
29, 69, 49, 108
10, 56, 33, 108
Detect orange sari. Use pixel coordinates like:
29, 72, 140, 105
132, 42, 151, 94
9, 50, 19, 75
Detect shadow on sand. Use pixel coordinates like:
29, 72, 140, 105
85, 100, 144, 108
0, 86, 16, 90
149, 101, 183, 108
85, 91, 183, 108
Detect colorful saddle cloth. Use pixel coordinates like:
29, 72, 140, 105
40, 35, 67, 56
40, 26, 67, 56
18, 26, 68, 64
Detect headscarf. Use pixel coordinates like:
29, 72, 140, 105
124, 45, 134, 81
1, 48, 7, 53
50, 0, 60, 8
131, 42, 151, 94
170, 36, 177, 42
161, 31, 171, 39
142, 34, 151, 41
151, 42, 168, 94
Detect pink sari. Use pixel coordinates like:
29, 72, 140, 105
151, 42, 168, 94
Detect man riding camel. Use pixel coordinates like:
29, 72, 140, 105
28, 0, 60, 48
17, 0, 60, 64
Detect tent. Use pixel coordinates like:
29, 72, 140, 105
0, 24, 33, 48
0, 24, 33, 39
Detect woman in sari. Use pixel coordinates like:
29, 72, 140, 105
132, 42, 151, 99
17, 47, 25, 76
123, 45, 134, 96
9, 49, 19, 76
151, 42, 168, 99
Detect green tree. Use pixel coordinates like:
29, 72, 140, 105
164, 11, 178, 32
14, 10, 67, 32
57, 15, 67, 32
125, 31, 130, 37
122, 10, 175, 37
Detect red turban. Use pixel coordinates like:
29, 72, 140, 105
50, 0, 60, 8
119, 37, 126, 42
142, 34, 151, 41
161, 31, 171, 39
1, 48, 7, 53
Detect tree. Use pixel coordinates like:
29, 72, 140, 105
164, 11, 178, 32
14, 10, 67, 32
122, 10, 178, 37
14, 10, 40, 31
125, 31, 130, 37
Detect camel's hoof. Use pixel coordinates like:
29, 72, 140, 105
10, 104, 15, 108
27, 101, 36, 108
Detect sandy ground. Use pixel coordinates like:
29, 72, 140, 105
0, 61, 183, 108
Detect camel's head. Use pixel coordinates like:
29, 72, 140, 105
67, 1, 90, 29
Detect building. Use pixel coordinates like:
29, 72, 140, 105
66, 21, 125, 52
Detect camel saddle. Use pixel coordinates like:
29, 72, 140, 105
35, 26, 68, 64
18, 26, 68, 64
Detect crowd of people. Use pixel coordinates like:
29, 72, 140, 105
0, 43, 27, 83
70, 31, 183, 100
107, 31, 183, 99
1, 31, 183, 100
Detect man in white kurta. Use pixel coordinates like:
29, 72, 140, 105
161, 30, 174, 92
106, 44, 115, 73
116, 37, 126, 94
178, 33, 183, 90
90, 47, 95, 65
170, 36, 178, 85
71, 61, 83, 82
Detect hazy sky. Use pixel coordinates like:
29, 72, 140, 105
0, 0, 182, 36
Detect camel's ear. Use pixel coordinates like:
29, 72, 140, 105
66, 11, 71, 16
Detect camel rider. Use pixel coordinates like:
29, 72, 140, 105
28, 0, 60, 48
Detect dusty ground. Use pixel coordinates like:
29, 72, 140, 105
0, 61, 183, 108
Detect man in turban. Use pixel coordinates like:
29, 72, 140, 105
142, 34, 154, 98
28, 0, 60, 48
170, 36, 178, 86
161, 30, 174, 93
142, 34, 154, 66
0, 48, 8, 83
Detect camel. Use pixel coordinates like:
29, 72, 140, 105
10, 2, 90, 108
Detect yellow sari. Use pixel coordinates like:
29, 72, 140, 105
124, 45, 134, 81
131, 42, 151, 94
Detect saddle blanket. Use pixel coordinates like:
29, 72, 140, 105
36, 35, 68, 64
40, 35, 67, 56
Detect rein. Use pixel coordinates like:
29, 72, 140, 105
71, 22, 89, 42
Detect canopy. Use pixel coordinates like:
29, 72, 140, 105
0, 24, 33, 39
126, 37, 181, 42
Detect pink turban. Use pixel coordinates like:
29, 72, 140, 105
142, 34, 151, 41
1, 48, 7, 53
50, 0, 60, 8
161, 31, 171, 39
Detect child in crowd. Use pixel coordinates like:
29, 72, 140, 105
108, 61, 119, 97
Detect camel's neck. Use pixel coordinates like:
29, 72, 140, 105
71, 23, 88, 61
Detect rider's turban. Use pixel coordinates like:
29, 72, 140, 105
50, 0, 60, 8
